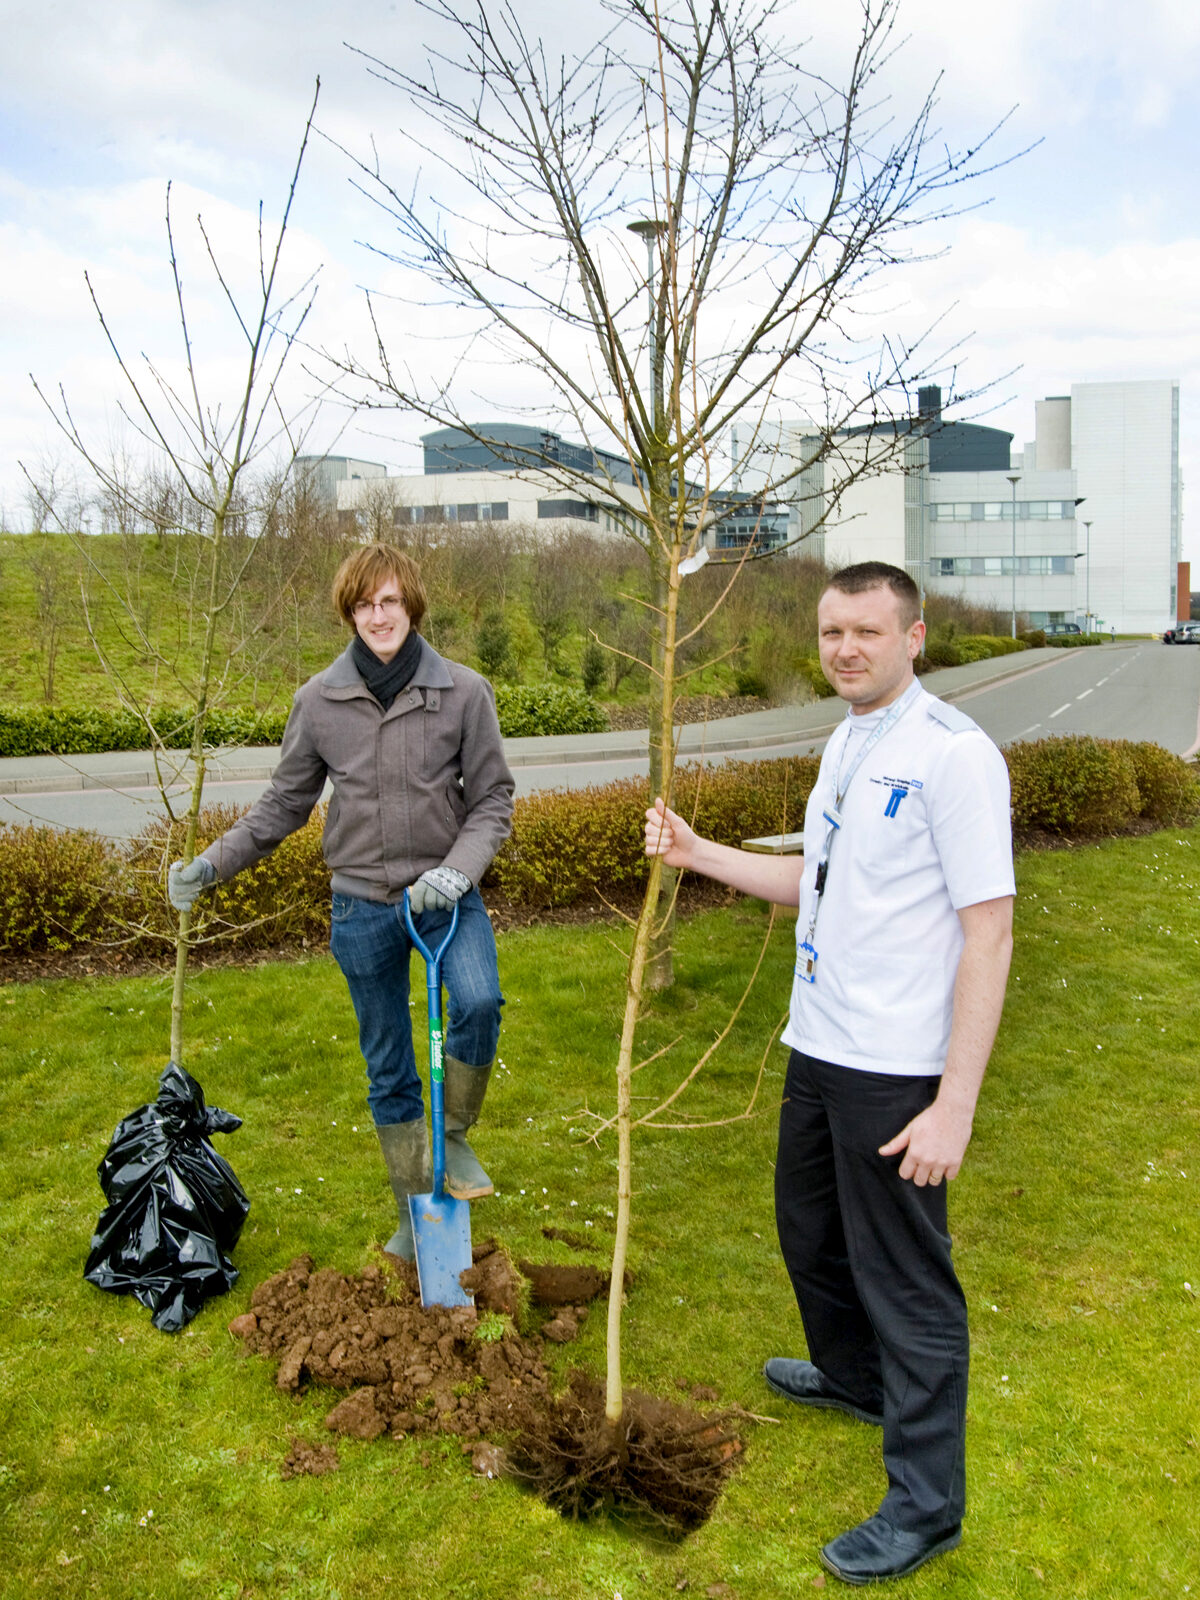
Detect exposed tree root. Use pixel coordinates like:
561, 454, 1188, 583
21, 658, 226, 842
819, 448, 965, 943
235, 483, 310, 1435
507, 1370, 744, 1534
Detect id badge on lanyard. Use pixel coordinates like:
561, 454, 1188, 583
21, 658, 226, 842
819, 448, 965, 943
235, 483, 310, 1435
796, 808, 839, 983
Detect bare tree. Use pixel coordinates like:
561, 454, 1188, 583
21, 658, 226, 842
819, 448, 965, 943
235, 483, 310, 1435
337, 0, 1012, 960
352, 474, 404, 543
527, 529, 593, 671
334, 0, 1015, 1433
25, 85, 329, 1065
23, 453, 86, 535
26, 541, 73, 703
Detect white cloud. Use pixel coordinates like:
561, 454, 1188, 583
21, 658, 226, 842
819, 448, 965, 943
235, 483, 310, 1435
1, 0, 1197, 557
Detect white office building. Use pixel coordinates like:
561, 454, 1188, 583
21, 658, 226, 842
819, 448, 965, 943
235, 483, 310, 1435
1033, 380, 1182, 633
776, 379, 1181, 634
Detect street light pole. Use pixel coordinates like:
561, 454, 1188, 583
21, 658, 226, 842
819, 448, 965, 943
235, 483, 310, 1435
626, 220, 663, 416
1082, 520, 1093, 634
1006, 473, 1020, 639
627, 215, 674, 990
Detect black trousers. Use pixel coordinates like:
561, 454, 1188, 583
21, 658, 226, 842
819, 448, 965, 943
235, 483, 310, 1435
774, 1048, 968, 1533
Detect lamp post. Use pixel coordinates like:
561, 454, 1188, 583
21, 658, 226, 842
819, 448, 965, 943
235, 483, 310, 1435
627, 216, 674, 990
1082, 520, 1093, 634
1006, 473, 1020, 638
626, 220, 664, 406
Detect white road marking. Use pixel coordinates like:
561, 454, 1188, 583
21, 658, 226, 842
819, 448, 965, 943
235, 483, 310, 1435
1076, 689, 1093, 699
1049, 704, 1072, 719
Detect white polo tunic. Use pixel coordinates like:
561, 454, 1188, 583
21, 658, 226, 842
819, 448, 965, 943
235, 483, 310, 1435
781, 684, 1015, 1077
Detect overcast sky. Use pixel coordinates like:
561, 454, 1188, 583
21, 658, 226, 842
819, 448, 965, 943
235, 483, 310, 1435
2, 0, 1196, 558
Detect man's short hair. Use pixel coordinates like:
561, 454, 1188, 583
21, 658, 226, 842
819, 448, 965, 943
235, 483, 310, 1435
824, 562, 922, 629
332, 543, 428, 633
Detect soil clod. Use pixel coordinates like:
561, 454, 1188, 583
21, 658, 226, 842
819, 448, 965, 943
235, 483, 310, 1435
519, 1260, 612, 1306
280, 1436, 339, 1479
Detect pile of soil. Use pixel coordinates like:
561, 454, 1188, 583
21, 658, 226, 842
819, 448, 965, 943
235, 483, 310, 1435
231, 1242, 745, 1531
230, 1243, 580, 1443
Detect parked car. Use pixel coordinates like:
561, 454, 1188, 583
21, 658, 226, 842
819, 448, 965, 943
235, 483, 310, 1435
1045, 621, 1082, 636
1163, 621, 1200, 644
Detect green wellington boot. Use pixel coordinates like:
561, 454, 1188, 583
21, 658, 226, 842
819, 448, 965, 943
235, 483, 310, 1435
376, 1118, 431, 1259
442, 1057, 494, 1200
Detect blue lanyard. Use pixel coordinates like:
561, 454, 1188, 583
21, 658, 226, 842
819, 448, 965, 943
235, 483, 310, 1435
802, 678, 923, 954
830, 677, 924, 819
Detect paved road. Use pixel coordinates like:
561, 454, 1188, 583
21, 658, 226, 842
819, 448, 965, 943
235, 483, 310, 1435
951, 640, 1200, 751
2, 643, 1197, 840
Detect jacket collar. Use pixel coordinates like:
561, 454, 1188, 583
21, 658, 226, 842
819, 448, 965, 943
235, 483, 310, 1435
321, 637, 455, 697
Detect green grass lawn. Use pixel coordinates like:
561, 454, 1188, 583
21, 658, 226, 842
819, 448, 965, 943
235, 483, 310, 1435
2, 831, 1198, 1598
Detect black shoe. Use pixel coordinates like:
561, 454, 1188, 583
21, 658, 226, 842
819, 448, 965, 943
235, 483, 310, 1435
762, 1358, 883, 1427
819, 1514, 962, 1585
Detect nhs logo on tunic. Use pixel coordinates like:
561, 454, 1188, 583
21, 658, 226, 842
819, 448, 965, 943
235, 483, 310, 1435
871, 775, 923, 819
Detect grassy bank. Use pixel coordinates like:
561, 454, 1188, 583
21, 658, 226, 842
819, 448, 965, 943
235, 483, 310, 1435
2, 829, 1197, 1598
0, 529, 1027, 717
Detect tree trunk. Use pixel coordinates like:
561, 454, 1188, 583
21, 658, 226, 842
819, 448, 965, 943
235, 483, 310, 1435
605, 540, 681, 1423
644, 543, 676, 990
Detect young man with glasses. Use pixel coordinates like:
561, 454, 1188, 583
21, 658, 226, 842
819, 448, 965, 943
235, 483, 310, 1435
169, 542, 515, 1260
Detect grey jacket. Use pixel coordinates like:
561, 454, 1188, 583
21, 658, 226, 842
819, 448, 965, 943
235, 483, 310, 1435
202, 639, 514, 902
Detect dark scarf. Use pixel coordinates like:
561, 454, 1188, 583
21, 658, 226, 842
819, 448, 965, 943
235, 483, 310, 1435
352, 629, 424, 710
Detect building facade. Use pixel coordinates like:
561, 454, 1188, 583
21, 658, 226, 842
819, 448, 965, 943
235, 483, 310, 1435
330, 424, 791, 549
777, 379, 1181, 634
294, 455, 387, 503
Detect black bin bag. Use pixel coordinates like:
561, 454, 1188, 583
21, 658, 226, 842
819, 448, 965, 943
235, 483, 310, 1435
84, 1062, 250, 1332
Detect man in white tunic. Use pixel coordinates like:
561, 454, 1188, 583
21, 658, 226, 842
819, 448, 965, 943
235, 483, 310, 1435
645, 562, 1014, 1585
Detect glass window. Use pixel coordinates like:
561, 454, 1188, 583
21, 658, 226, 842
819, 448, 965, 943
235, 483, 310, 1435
983, 557, 1003, 576
1051, 556, 1073, 575
982, 502, 1006, 520
538, 499, 598, 521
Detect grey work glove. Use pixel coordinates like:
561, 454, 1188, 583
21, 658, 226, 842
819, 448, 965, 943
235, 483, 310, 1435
408, 865, 472, 914
168, 857, 217, 911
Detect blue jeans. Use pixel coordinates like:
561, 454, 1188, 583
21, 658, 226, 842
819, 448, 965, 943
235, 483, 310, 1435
329, 888, 503, 1127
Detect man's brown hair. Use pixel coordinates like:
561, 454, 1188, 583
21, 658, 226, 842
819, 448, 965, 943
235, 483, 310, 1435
331, 543, 428, 633
824, 561, 922, 629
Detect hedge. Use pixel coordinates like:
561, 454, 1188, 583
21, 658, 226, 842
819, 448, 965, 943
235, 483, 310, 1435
0, 739, 1195, 958
1046, 632, 1106, 649
491, 685, 607, 737
489, 757, 820, 908
1007, 736, 1200, 837
0, 686, 607, 758
924, 632, 1030, 668
0, 706, 291, 758
0, 824, 120, 953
